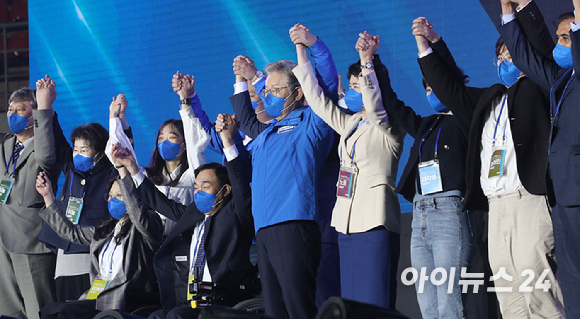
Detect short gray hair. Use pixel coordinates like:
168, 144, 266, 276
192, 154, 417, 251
264, 60, 301, 94
9, 87, 37, 110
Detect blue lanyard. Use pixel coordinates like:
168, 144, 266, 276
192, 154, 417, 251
165, 186, 171, 197
340, 141, 358, 166
190, 218, 208, 274
4, 146, 21, 176
550, 68, 574, 121
100, 235, 120, 277
418, 116, 443, 161
69, 172, 90, 198
492, 95, 508, 147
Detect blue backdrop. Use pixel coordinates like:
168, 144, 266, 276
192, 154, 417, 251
30, 0, 514, 212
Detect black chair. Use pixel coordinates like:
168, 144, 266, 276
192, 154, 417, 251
316, 297, 409, 319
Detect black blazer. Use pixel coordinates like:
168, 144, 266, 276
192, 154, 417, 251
376, 42, 470, 203
499, 15, 580, 207
419, 48, 552, 212
38, 124, 133, 254
131, 148, 255, 310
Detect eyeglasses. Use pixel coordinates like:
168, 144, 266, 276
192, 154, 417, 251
261, 86, 288, 97
104, 192, 123, 201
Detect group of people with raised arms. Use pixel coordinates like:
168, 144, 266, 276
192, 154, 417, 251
0, 0, 579, 318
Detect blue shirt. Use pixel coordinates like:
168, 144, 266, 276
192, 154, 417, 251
251, 106, 333, 232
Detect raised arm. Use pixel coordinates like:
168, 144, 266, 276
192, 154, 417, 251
116, 173, 162, 250
36, 171, 94, 246
216, 113, 254, 232
413, 17, 486, 117
294, 38, 350, 133
290, 24, 339, 104
173, 72, 210, 169
231, 56, 268, 139
34, 76, 61, 176
510, 0, 556, 59
497, 12, 563, 91
105, 94, 138, 166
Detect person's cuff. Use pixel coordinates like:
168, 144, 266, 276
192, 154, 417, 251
515, 0, 532, 12
502, 13, 516, 25
234, 82, 248, 94
571, 21, 580, 32
179, 103, 195, 118
132, 167, 146, 188
251, 74, 265, 86
223, 144, 239, 162
308, 37, 324, 55
418, 47, 433, 58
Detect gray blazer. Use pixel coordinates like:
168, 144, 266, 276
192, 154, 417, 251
39, 174, 163, 311
294, 62, 404, 234
0, 109, 60, 254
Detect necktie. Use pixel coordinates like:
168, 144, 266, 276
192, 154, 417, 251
12, 143, 24, 164
194, 216, 211, 279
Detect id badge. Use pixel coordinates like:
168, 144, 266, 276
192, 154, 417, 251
488, 148, 506, 178
86, 278, 109, 300
187, 274, 196, 301
0, 176, 14, 204
418, 160, 443, 195
65, 197, 84, 224
337, 166, 357, 198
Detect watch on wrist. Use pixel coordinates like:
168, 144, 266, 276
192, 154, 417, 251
360, 62, 374, 70
180, 98, 192, 106
251, 70, 264, 84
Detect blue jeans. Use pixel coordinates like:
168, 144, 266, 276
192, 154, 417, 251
411, 196, 474, 319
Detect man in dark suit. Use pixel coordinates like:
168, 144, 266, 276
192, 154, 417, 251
416, 13, 563, 317
497, 0, 580, 317
0, 76, 62, 319
118, 113, 255, 319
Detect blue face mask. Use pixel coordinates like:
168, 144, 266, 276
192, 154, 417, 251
344, 89, 364, 112
194, 185, 226, 214
107, 198, 127, 220
8, 113, 30, 134
553, 44, 573, 68
73, 153, 95, 172
262, 87, 297, 118
427, 92, 449, 113
497, 60, 521, 87
158, 140, 182, 161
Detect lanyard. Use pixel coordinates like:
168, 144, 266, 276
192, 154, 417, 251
418, 116, 443, 161
4, 146, 21, 176
166, 186, 171, 197
69, 172, 90, 198
550, 68, 574, 121
190, 218, 208, 275
100, 235, 120, 278
492, 95, 508, 148
548, 69, 575, 155
340, 141, 358, 166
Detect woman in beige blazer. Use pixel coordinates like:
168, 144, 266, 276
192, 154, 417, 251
293, 31, 404, 308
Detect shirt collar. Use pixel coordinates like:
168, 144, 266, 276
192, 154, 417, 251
275, 106, 307, 126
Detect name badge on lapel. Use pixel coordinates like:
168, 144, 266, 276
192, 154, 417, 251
277, 125, 296, 134
0, 176, 15, 204
337, 166, 358, 198
418, 160, 443, 195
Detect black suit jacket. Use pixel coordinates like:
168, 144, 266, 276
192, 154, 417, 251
130, 148, 255, 310
499, 16, 580, 207
376, 41, 470, 203
419, 48, 552, 211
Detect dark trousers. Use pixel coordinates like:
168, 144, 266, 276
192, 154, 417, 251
552, 204, 580, 318
315, 242, 340, 308
256, 220, 321, 319
55, 274, 91, 302
338, 227, 400, 309
40, 299, 99, 319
